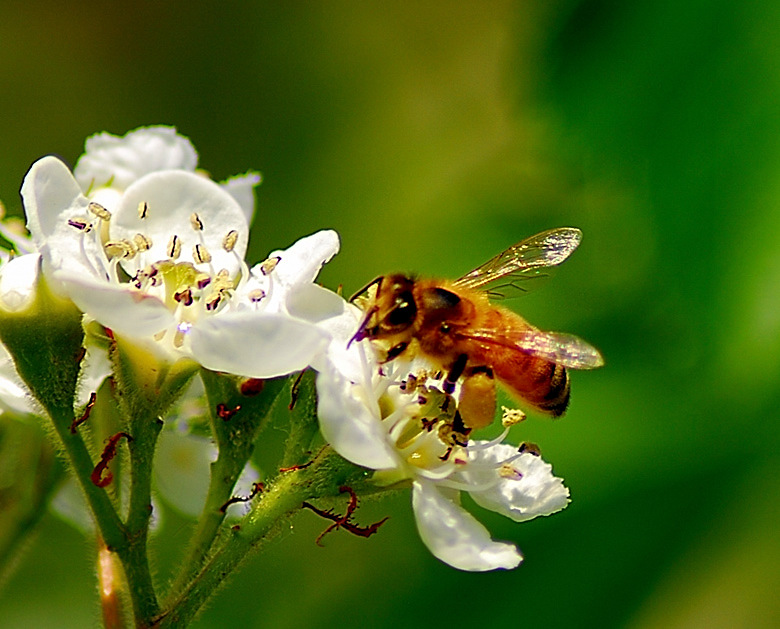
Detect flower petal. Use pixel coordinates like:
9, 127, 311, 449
263, 229, 340, 288
289, 285, 366, 382
54, 272, 175, 337
187, 311, 330, 378
0, 253, 41, 312
74, 126, 198, 193
21, 156, 90, 250
316, 362, 398, 470
110, 170, 248, 278
154, 427, 215, 517
411, 480, 522, 571
220, 172, 261, 225
467, 446, 570, 522
0, 343, 35, 416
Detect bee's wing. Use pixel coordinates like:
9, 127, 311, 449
513, 329, 604, 369
461, 327, 604, 370
453, 227, 582, 292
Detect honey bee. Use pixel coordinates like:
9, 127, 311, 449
350, 227, 603, 429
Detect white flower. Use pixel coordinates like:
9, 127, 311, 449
18, 130, 338, 378
316, 318, 570, 571
73, 126, 260, 223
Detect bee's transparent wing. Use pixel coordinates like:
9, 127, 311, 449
514, 329, 604, 369
461, 327, 604, 370
454, 227, 582, 291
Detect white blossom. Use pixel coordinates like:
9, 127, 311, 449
17, 128, 338, 378
316, 312, 570, 571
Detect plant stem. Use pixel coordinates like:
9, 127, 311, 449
49, 407, 127, 550
157, 447, 369, 626
165, 374, 287, 601
155, 468, 307, 628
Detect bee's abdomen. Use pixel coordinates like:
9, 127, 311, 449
493, 354, 571, 417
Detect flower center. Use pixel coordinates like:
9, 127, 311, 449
382, 369, 473, 473
66, 201, 259, 347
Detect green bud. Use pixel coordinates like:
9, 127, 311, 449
0, 261, 84, 419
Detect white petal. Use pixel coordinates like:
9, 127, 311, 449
263, 229, 340, 288
154, 427, 215, 517
74, 126, 198, 192
187, 311, 330, 378
294, 288, 365, 383
286, 283, 346, 323
110, 170, 248, 278
316, 363, 398, 470
54, 271, 175, 337
77, 346, 112, 407
220, 172, 261, 225
0, 343, 35, 416
0, 253, 41, 312
21, 156, 89, 249
468, 446, 570, 522
411, 480, 522, 571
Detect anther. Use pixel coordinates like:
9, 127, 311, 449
195, 273, 211, 290
193, 244, 212, 264
88, 202, 111, 221
67, 219, 92, 232
499, 464, 523, 480
223, 230, 239, 252
167, 235, 181, 259
133, 233, 153, 252
260, 256, 281, 275
501, 406, 526, 427
249, 289, 265, 303
137, 201, 149, 219
174, 288, 194, 306
104, 239, 137, 259
190, 213, 204, 231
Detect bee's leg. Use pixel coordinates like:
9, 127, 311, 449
459, 366, 496, 429
381, 341, 408, 363
443, 354, 468, 394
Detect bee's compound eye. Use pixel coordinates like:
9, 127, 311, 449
386, 291, 417, 327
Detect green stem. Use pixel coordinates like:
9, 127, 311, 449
165, 374, 287, 601
155, 469, 308, 628
157, 448, 370, 627
121, 415, 163, 625
49, 407, 127, 551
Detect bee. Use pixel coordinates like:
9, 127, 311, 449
350, 227, 604, 429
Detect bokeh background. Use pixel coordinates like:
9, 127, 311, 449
2, 1, 779, 627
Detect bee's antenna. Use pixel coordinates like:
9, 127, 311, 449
348, 306, 378, 348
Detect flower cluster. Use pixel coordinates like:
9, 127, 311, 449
0, 126, 570, 576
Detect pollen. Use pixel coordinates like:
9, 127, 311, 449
174, 288, 194, 306
137, 201, 149, 219
501, 406, 527, 427
190, 212, 204, 231
193, 244, 212, 264
104, 239, 137, 260
88, 202, 111, 221
167, 235, 181, 259
133, 233, 153, 252
260, 256, 280, 275
223, 230, 239, 252
499, 464, 523, 480
67, 218, 92, 232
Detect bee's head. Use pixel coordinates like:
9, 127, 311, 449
350, 274, 417, 344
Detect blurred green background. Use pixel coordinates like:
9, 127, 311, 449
2, 1, 779, 627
